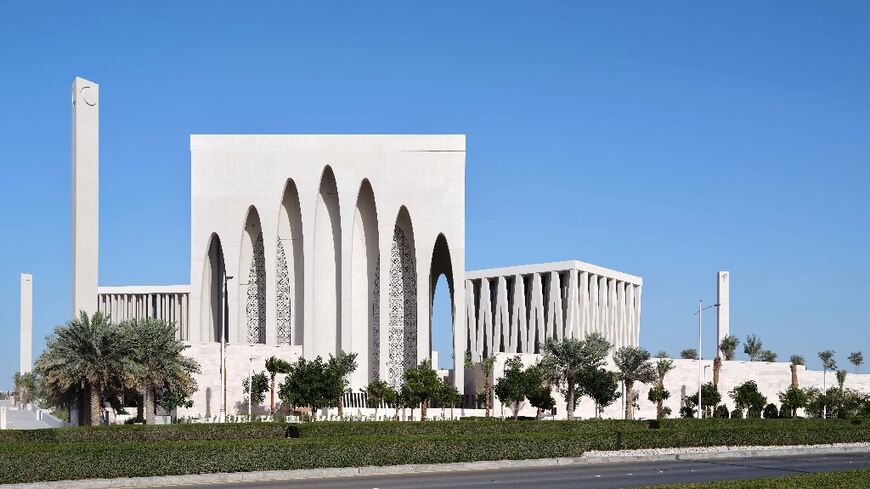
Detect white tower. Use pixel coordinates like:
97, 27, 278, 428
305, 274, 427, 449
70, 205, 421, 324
72, 77, 99, 316
20, 273, 32, 374
716, 271, 730, 357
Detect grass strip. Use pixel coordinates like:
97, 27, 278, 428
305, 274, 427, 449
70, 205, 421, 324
642, 469, 870, 488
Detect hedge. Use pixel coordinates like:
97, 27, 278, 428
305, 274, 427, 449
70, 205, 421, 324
0, 422, 292, 444
646, 469, 870, 489
0, 433, 590, 484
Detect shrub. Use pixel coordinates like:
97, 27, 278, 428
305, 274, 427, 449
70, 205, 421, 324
763, 403, 779, 419
713, 405, 730, 418
731, 409, 744, 419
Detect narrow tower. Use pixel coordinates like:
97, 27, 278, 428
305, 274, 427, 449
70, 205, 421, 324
71, 77, 99, 316
716, 271, 729, 357
20, 273, 32, 374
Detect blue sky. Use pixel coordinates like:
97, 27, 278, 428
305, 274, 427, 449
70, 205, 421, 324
1, 2, 869, 388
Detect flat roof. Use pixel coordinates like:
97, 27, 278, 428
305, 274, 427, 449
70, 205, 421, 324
466, 260, 642, 285
190, 134, 466, 153
98, 285, 191, 294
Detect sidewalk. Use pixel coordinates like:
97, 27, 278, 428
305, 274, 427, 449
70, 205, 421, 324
0, 400, 57, 430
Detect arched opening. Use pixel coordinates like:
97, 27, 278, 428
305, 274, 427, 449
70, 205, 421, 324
429, 234, 455, 371
277, 180, 304, 345
313, 166, 341, 357
239, 206, 266, 344
387, 206, 417, 386
351, 180, 379, 383
201, 234, 226, 343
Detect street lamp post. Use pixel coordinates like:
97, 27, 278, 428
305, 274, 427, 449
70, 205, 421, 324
248, 354, 254, 422
220, 275, 234, 423
694, 300, 720, 419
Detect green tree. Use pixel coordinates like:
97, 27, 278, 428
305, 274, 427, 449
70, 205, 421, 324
790, 355, 805, 366
583, 368, 621, 418
744, 334, 763, 361
278, 356, 335, 420
729, 380, 767, 418
778, 386, 808, 417
687, 382, 721, 418
35, 311, 134, 426
494, 356, 530, 419
265, 356, 291, 415
613, 346, 656, 419
438, 381, 462, 419
525, 364, 554, 419
362, 379, 391, 418
242, 371, 269, 407
759, 350, 778, 362
539, 333, 611, 420
327, 351, 358, 418
125, 318, 200, 424
848, 351, 864, 374
818, 350, 837, 417
680, 348, 698, 360
480, 356, 496, 417
719, 335, 740, 361
403, 359, 442, 420
12, 371, 38, 408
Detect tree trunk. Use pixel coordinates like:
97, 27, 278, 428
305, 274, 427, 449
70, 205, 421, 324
270, 376, 276, 415
713, 357, 722, 388
145, 386, 156, 425
421, 400, 428, 421
484, 377, 491, 417
136, 389, 145, 422
394, 404, 400, 421
624, 381, 634, 420
338, 393, 344, 418
566, 383, 575, 420
513, 402, 519, 420
88, 384, 102, 426
657, 398, 664, 419
790, 364, 799, 388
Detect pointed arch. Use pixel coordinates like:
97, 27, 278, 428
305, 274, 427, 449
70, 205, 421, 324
387, 206, 417, 386
429, 233, 455, 370
351, 179, 380, 383
313, 166, 341, 357
201, 233, 226, 343
277, 179, 304, 345
239, 206, 266, 344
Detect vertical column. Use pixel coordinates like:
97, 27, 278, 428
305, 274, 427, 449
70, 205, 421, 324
20, 274, 33, 374
71, 77, 99, 316
717, 271, 730, 357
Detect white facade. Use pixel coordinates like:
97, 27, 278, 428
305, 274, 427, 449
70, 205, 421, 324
71, 77, 99, 316
188, 135, 467, 391
465, 261, 642, 362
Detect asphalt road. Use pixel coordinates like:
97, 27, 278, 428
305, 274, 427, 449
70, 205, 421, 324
150, 453, 870, 488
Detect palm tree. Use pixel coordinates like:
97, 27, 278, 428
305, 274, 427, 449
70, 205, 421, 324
848, 351, 863, 374
613, 346, 656, 420
789, 355, 805, 388
125, 318, 200, 424
744, 334, 763, 361
35, 311, 133, 426
480, 356, 496, 417
650, 357, 674, 419
680, 348, 698, 360
818, 350, 836, 418
539, 333, 611, 420
265, 356, 291, 415
719, 335, 740, 361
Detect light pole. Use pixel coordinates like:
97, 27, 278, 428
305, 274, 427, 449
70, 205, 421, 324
248, 353, 255, 422
694, 300, 720, 419
220, 275, 234, 423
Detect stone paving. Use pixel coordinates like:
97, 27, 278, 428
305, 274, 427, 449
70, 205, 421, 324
0, 399, 57, 429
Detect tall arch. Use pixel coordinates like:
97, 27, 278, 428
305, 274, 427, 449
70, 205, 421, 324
313, 166, 341, 357
429, 233, 455, 370
239, 206, 266, 344
277, 180, 304, 345
387, 206, 417, 386
351, 180, 380, 383
201, 234, 226, 343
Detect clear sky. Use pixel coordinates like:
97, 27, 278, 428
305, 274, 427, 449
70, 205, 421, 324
1, 2, 869, 389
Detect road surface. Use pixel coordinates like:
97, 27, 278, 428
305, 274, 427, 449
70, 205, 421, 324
150, 452, 870, 488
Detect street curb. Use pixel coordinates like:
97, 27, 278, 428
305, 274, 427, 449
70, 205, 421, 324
4, 445, 869, 488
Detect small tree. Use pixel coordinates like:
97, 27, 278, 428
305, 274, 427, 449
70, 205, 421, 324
540, 333, 611, 420
818, 350, 837, 418
680, 348, 698, 360
713, 405, 730, 418
744, 334, 763, 361
278, 356, 334, 420
613, 346, 656, 420
759, 350, 777, 362
265, 356, 291, 415
362, 379, 391, 419
327, 351, 358, 418
778, 385, 808, 417
729, 380, 767, 418
649, 357, 675, 419
403, 359, 441, 420
438, 382, 462, 419
848, 351, 864, 374
719, 335, 740, 361
655, 351, 669, 359
12, 372, 38, 408
762, 403, 779, 419
242, 371, 269, 408
494, 356, 529, 419
836, 369, 848, 393
480, 356, 496, 418
583, 368, 621, 418
525, 364, 554, 419
687, 382, 721, 418
789, 355, 805, 388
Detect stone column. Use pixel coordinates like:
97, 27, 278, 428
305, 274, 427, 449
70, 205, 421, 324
20, 274, 32, 374
717, 271, 730, 357
72, 77, 99, 316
